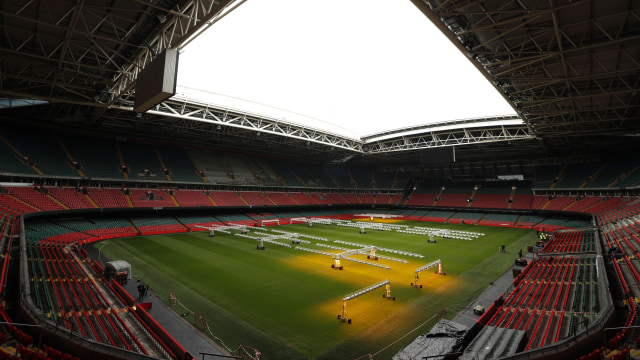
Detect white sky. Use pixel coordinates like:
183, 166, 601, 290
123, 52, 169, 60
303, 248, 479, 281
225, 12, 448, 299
177, 0, 517, 137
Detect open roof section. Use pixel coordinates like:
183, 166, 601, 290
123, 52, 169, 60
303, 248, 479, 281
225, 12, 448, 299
0, 0, 638, 165
172, 86, 361, 139
176, 0, 519, 136
361, 115, 533, 153
152, 88, 533, 154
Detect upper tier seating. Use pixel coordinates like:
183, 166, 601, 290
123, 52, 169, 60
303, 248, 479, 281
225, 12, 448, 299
329, 193, 351, 204
0, 131, 38, 175
582, 158, 638, 188
129, 189, 176, 208
4, 129, 79, 177
533, 164, 564, 189
615, 171, 640, 188
5, 187, 66, 211
374, 170, 407, 189
325, 165, 351, 188
404, 193, 437, 206
172, 190, 215, 207
238, 192, 272, 206
436, 193, 470, 207
244, 158, 282, 186
267, 161, 305, 187
188, 149, 234, 185
369, 194, 397, 205
349, 167, 373, 189
562, 197, 602, 212
88, 189, 130, 209
218, 154, 257, 185
302, 166, 332, 188
289, 192, 316, 205
542, 196, 576, 211
48, 187, 96, 209
308, 193, 334, 204
470, 194, 509, 209
587, 197, 625, 215
341, 193, 361, 204
265, 192, 299, 206
119, 141, 163, 180
469, 182, 512, 209
358, 193, 375, 204
156, 145, 203, 183
209, 191, 247, 207
60, 134, 123, 179
530, 196, 550, 210
553, 163, 600, 188
1, 126, 639, 194
510, 194, 533, 210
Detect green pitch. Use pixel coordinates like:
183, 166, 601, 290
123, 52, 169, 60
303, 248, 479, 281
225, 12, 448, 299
99, 220, 537, 359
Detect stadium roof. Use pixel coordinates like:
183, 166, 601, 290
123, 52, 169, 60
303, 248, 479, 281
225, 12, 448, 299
175, 0, 521, 136
0, 0, 639, 165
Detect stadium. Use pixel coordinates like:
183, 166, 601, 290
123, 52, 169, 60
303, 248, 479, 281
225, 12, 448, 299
0, 0, 639, 360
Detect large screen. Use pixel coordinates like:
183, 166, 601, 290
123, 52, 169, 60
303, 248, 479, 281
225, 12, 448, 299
419, 146, 455, 164
134, 49, 179, 113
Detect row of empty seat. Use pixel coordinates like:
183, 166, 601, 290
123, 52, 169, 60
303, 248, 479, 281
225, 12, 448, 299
0, 174, 634, 359
23, 220, 188, 359
485, 256, 600, 350
0, 210, 88, 360
0, 127, 412, 189
3, 129, 640, 191
404, 191, 628, 212
3, 186, 632, 219
534, 160, 640, 189
539, 230, 597, 254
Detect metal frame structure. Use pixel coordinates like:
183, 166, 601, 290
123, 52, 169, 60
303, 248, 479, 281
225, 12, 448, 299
411, 0, 640, 143
194, 224, 248, 237
1, 0, 639, 165
0, 0, 244, 108
412, 259, 443, 288
340, 279, 392, 322
363, 118, 533, 153
148, 96, 365, 152
149, 98, 536, 153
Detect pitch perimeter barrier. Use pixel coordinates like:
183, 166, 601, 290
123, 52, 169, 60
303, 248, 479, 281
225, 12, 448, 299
140, 229, 189, 236
92, 260, 104, 275
0, 251, 9, 296
513, 258, 536, 286
109, 279, 136, 307
103, 279, 130, 308
477, 295, 504, 326
78, 232, 141, 246
134, 304, 192, 360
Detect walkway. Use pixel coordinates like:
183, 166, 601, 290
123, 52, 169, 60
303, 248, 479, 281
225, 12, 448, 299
87, 244, 227, 359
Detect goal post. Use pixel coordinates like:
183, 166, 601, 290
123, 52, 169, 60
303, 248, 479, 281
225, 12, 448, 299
289, 217, 307, 224
261, 219, 280, 226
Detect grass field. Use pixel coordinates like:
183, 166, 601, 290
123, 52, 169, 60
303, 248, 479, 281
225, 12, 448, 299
99, 219, 537, 360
